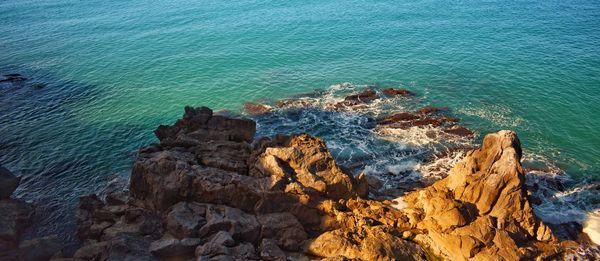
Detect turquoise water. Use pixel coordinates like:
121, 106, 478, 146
1, 0, 599, 240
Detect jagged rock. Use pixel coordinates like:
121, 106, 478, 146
198, 205, 260, 244
254, 133, 364, 200
105, 191, 128, 206
257, 212, 307, 251
165, 202, 207, 238
196, 232, 258, 260
306, 226, 427, 261
0, 166, 20, 199
154, 106, 255, 145
260, 239, 286, 261
18, 235, 63, 261
399, 130, 557, 260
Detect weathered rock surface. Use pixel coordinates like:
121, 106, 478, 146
397, 131, 564, 260
68, 107, 582, 260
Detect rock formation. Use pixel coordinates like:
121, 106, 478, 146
67, 106, 585, 260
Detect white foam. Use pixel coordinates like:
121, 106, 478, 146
584, 210, 600, 245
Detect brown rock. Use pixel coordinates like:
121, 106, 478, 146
244, 102, 273, 115
306, 226, 427, 261
382, 88, 414, 97
257, 212, 307, 251
400, 130, 557, 260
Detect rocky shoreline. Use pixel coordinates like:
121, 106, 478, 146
1, 104, 598, 260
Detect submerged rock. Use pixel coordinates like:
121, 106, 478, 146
382, 88, 414, 97
244, 102, 273, 115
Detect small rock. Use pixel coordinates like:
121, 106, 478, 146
244, 102, 273, 115
382, 88, 413, 97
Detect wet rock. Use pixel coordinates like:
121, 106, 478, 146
442, 126, 475, 137
18, 235, 63, 261
244, 102, 273, 115
416, 106, 448, 115
382, 88, 414, 97
548, 221, 583, 241
0, 166, 20, 199
336, 88, 378, 107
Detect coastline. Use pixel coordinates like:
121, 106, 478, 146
2, 99, 599, 260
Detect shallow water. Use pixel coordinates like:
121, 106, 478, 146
1, 0, 599, 243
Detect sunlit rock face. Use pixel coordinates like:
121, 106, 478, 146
69, 107, 586, 260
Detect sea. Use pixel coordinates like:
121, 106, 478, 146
1, 0, 599, 247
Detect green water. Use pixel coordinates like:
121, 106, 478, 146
1, 0, 599, 239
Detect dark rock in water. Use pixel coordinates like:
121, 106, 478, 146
0, 74, 27, 84
0, 166, 20, 199
442, 125, 475, 137
416, 106, 448, 115
244, 102, 273, 115
31, 83, 46, 89
18, 235, 63, 261
336, 88, 379, 107
378, 112, 420, 125
382, 88, 414, 97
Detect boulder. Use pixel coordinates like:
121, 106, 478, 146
149, 237, 202, 258
165, 202, 207, 238
257, 212, 307, 251
0, 166, 20, 199
198, 205, 260, 244
259, 239, 286, 261
306, 226, 427, 261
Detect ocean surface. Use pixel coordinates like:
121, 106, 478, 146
1, 0, 599, 244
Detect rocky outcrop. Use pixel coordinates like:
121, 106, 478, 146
377, 107, 474, 138
68, 107, 579, 260
396, 131, 567, 260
